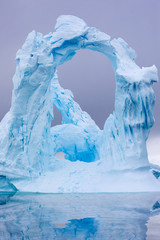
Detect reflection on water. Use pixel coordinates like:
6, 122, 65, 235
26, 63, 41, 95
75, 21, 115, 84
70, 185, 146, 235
0, 193, 160, 240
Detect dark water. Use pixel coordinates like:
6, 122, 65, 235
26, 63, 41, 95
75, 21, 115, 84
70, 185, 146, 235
0, 193, 160, 240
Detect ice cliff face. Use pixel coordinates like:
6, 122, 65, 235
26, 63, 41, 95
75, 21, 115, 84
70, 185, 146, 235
0, 15, 158, 191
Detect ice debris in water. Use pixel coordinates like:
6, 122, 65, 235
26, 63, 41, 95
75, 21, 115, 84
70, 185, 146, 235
0, 15, 159, 193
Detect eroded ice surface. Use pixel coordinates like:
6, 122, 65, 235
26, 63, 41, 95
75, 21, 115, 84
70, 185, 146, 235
0, 15, 159, 192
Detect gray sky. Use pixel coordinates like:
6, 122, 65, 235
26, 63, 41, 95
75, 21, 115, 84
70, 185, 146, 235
0, 0, 159, 137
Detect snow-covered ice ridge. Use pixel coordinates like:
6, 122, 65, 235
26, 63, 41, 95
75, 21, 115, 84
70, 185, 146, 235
0, 15, 159, 193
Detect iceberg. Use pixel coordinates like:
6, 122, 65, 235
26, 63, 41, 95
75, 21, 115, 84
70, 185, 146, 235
0, 15, 159, 193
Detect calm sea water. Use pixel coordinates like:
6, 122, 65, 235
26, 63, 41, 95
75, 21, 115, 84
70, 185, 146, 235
0, 192, 160, 240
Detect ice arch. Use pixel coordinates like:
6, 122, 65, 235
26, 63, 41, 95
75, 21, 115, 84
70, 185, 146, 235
0, 15, 158, 183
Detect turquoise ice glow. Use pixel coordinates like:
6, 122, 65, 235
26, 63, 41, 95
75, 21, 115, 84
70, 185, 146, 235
0, 15, 159, 193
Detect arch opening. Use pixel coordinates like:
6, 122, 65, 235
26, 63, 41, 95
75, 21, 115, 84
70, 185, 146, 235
51, 106, 62, 127
56, 49, 115, 130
